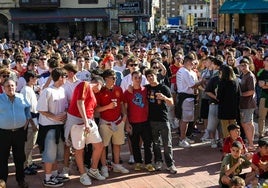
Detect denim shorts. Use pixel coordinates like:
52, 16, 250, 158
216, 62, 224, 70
240, 108, 255, 123
181, 99, 195, 122
42, 129, 64, 163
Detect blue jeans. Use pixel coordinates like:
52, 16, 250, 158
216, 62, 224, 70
150, 121, 174, 167
42, 129, 64, 163
207, 104, 220, 133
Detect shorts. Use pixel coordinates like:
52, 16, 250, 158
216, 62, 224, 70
99, 120, 125, 147
42, 129, 64, 163
240, 108, 255, 123
71, 120, 102, 150
181, 99, 195, 122
200, 99, 209, 119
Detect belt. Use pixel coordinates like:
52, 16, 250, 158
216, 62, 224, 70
114, 117, 122, 125
101, 116, 122, 126
0, 126, 24, 132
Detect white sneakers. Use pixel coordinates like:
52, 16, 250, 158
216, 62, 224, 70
179, 139, 191, 148
101, 166, 109, 178
211, 139, 218, 148
80, 173, 92, 186
87, 168, 105, 180
61, 167, 69, 178
113, 164, 129, 174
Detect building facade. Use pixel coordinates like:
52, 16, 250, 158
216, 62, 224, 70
0, 0, 152, 41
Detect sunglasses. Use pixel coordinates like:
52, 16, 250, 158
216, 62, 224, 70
40, 58, 47, 61
1, 75, 9, 78
129, 64, 138, 67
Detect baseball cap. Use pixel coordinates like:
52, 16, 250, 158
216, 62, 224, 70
200, 46, 209, 53
227, 124, 240, 132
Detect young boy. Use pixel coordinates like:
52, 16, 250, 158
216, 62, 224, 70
219, 141, 254, 187
252, 137, 268, 180
222, 124, 247, 157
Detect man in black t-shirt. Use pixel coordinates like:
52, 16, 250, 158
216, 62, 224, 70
144, 69, 177, 174
205, 57, 222, 148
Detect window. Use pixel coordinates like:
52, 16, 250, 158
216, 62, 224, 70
194, 5, 197, 9
200, 5, 203, 9
194, 13, 197, 18
79, 0, 98, 4
188, 5, 191, 9
200, 13, 203, 17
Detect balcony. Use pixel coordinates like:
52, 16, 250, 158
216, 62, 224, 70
19, 0, 60, 9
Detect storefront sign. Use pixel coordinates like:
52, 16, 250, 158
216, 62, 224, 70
119, 2, 140, 11
74, 18, 103, 22
119, 17, 133, 23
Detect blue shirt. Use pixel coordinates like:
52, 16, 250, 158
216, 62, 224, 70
0, 93, 31, 130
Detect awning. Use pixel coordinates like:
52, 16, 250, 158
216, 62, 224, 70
10, 8, 108, 24
219, 0, 268, 14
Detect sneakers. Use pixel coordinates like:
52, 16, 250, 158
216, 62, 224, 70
80, 173, 92, 186
128, 155, 135, 164
145, 164, 155, 172
43, 176, 64, 187
154, 161, 163, 171
179, 139, 191, 148
186, 137, 195, 144
61, 167, 69, 178
167, 165, 177, 174
55, 173, 70, 182
134, 163, 143, 171
201, 137, 212, 142
101, 166, 109, 178
113, 164, 129, 173
87, 168, 106, 180
24, 166, 37, 175
211, 139, 218, 148
29, 163, 42, 170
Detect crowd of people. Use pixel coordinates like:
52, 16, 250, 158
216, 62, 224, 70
0, 30, 268, 188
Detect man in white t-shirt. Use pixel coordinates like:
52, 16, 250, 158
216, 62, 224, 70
76, 56, 91, 82
61, 63, 81, 177
37, 68, 69, 187
176, 54, 202, 148
120, 58, 148, 92
20, 71, 41, 175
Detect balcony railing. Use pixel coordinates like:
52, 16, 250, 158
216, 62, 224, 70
19, 0, 60, 9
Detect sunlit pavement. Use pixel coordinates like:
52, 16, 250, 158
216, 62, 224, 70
7, 129, 225, 188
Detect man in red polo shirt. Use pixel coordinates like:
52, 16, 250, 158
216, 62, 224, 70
95, 69, 129, 178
